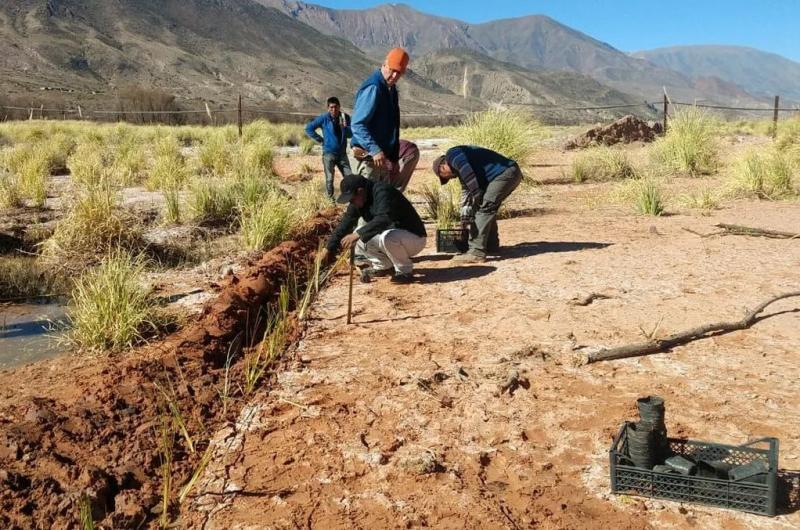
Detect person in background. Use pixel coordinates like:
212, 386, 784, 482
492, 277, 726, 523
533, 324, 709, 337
304, 96, 352, 200
432, 145, 523, 263
351, 47, 409, 185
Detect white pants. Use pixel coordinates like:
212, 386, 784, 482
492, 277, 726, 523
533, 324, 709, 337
357, 229, 426, 275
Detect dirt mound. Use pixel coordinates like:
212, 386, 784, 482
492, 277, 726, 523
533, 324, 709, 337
0, 211, 335, 529
566, 115, 663, 149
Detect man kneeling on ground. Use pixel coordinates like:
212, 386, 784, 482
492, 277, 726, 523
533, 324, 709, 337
320, 174, 427, 283
432, 145, 523, 263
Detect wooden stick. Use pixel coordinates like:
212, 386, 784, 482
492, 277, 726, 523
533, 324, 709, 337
715, 223, 800, 240
346, 246, 355, 324
587, 291, 800, 363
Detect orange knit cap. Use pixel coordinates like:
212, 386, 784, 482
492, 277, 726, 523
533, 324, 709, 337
385, 47, 410, 73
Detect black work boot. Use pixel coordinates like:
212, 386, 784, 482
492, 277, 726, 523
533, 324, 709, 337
390, 272, 413, 284
360, 268, 392, 283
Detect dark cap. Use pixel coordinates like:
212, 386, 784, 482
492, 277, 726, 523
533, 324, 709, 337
432, 155, 448, 185
336, 174, 368, 204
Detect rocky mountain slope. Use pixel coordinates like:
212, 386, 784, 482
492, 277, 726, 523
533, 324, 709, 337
633, 45, 800, 102
261, 1, 769, 105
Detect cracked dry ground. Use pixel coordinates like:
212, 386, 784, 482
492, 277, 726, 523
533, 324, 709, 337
187, 193, 800, 529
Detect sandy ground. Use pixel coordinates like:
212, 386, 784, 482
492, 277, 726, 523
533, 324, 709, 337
185, 174, 800, 528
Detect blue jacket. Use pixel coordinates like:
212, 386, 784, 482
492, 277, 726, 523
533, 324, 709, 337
305, 112, 351, 155
351, 69, 400, 162
445, 146, 517, 196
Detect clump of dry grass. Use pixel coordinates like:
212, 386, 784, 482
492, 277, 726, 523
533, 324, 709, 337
42, 183, 144, 265
728, 148, 796, 199
570, 146, 638, 182
239, 191, 294, 251
420, 181, 460, 229
678, 187, 721, 211
0, 170, 23, 209
148, 136, 188, 191
67, 250, 154, 352
651, 106, 718, 176
453, 108, 540, 165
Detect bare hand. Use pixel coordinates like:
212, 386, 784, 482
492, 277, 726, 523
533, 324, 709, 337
372, 151, 386, 166
341, 233, 360, 249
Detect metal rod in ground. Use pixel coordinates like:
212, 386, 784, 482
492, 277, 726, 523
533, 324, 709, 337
347, 246, 355, 324
663, 93, 668, 134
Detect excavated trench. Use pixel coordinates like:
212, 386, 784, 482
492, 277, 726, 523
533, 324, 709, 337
0, 211, 336, 529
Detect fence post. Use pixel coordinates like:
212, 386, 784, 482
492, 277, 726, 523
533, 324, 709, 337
78, 105, 83, 119
772, 95, 780, 139
662, 94, 668, 134
237, 94, 243, 138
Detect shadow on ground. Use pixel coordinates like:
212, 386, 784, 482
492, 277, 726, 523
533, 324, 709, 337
495, 241, 612, 259
414, 265, 496, 284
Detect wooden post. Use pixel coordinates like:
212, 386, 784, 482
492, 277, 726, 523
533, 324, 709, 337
662, 94, 668, 134
772, 95, 780, 139
237, 94, 243, 138
77, 105, 83, 119
39, 104, 44, 120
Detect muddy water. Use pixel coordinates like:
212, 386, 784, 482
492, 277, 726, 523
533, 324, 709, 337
0, 302, 69, 369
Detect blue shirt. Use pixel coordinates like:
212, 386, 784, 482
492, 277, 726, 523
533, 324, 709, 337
351, 69, 400, 162
305, 112, 351, 155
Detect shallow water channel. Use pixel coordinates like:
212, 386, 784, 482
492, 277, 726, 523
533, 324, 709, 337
0, 302, 69, 370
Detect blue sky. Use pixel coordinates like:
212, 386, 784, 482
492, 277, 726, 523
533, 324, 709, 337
314, 1, 800, 62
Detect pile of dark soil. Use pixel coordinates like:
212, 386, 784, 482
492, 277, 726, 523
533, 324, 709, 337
566, 115, 664, 149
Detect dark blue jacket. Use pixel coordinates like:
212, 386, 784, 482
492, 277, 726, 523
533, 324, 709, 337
445, 146, 517, 195
351, 69, 400, 162
305, 112, 351, 155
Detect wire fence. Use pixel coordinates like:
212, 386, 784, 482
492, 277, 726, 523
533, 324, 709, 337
2, 94, 798, 132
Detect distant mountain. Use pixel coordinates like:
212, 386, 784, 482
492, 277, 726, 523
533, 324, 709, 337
0, 0, 468, 114
414, 48, 651, 121
261, 1, 766, 105
633, 46, 800, 102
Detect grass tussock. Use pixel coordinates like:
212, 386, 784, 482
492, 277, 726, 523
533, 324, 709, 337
420, 181, 460, 229
0, 170, 23, 209
614, 178, 666, 216
0, 255, 69, 300
453, 108, 540, 165
68, 142, 110, 188
570, 146, 638, 182
294, 180, 331, 222
239, 191, 294, 251
67, 251, 155, 352
149, 136, 188, 191
652, 106, 718, 176
43, 183, 143, 264
678, 188, 721, 211
187, 178, 240, 224
728, 148, 796, 199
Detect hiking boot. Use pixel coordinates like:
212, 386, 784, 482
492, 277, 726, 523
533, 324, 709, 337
360, 267, 392, 283
451, 252, 486, 264
390, 272, 414, 284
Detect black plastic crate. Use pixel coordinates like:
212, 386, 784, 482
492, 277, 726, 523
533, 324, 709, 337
609, 422, 779, 516
436, 228, 468, 253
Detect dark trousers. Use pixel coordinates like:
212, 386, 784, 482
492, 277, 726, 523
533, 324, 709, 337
323, 151, 353, 198
468, 165, 523, 256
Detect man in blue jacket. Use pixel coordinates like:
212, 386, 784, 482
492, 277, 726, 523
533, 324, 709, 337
351, 47, 409, 185
432, 146, 524, 263
305, 96, 352, 200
